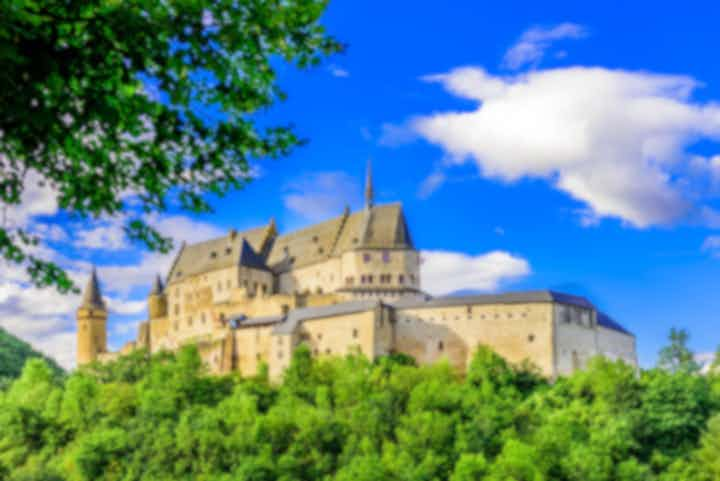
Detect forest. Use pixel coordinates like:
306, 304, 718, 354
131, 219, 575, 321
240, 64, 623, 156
1, 337, 719, 481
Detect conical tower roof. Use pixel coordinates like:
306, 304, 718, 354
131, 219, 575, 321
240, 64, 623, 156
364, 158, 374, 209
150, 274, 164, 295
81, 267, 106, 310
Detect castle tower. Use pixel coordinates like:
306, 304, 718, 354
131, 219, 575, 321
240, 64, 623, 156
76, 268, 108, 366
148, 274, 167, 320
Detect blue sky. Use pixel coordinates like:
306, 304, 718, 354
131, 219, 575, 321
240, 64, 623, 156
3, 0, 720, 369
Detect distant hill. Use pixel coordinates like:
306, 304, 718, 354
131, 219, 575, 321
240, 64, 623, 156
0, 327, 63, 383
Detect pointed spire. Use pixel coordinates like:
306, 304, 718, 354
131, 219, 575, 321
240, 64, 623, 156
364, 158, 374, 209
81, 267, 106, 310
150, 274, 164, 296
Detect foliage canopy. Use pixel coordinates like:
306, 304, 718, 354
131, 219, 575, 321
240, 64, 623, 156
0, 0, 342, 292
2, 344, 720, 480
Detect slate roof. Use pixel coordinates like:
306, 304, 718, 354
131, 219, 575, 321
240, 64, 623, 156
597, 312, 633, 336
80, 268, 106, 310
392, 290, 595, 310
167, 223, 274, 284
273, 299, 381, 334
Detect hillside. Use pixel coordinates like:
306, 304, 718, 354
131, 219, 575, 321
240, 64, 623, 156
0, 327, 63, 382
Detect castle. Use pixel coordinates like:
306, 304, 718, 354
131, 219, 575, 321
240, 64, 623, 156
76, 164, 637, 379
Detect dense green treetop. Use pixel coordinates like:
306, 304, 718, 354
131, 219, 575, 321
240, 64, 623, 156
0, 326, 62, 387
1, 338, 720, 481
0, 0, 342, 293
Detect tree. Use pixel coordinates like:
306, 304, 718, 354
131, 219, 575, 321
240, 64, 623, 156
0, 0, 342, 292
0, 327, 63, 381
658, 328, 700, 374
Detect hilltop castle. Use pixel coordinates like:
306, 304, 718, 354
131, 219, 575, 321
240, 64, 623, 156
77, 164, 637, 378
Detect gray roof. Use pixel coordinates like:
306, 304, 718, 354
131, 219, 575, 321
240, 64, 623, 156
150, 274, 164, 295
597, 312, 633, 336
80, 268, 106, 310
393, 290, 595, 310
167, 224, 274, 284
230, 313, 284, 329
273, 299, 380, 334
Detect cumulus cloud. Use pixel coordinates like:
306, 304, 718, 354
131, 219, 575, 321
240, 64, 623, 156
0, 167, 227, 368
404, 66, 720, 228
284, 171, 362, 223
420, 250, 531, 296
503, 23, 587, 70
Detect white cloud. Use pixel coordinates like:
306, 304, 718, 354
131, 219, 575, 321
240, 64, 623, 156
420, 250, 531, 296
329, 65, 349, 78
418, 171, 446, 199
407, 66, 720, 228
284, 171, 362, 223
503, 23, 587, 70
702, 235, 720, 257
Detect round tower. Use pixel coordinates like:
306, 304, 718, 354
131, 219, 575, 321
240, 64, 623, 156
76, 268, 108, 366
148, 274, 168, 320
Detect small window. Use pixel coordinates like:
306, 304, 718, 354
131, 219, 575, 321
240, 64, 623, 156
187, 316, 193, 327
278, 351, 283, 359
226, 247, 232, 255
346, 276, 355, 286
325, 348, 331, 354
318, 247, 324, 254
528, 334, 535, 343
174, 321, 179, 331
438, 341, 444, 352
363, 253, 371, 263
317, 333, 323, 340
316, 287, 323, 294
201, 313, 206, 324
382, 251, 391, 263
227, 279, 231, 288
352, 237, 359, 244
174, 304, 180, 315
283, 246, 289, 254
217, 281, 222, 291
312, 235, 319, 242
289, 257, 296, 264
398, 274, 405, 284
409, 274, 416, 284
256, 353, 261, 361
367, 275, 374, 284
352, 328, 358, 338
466, 306, 472, 315
210, 251, 217, 259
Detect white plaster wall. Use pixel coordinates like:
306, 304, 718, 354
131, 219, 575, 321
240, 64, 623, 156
597, 327, 637, 367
